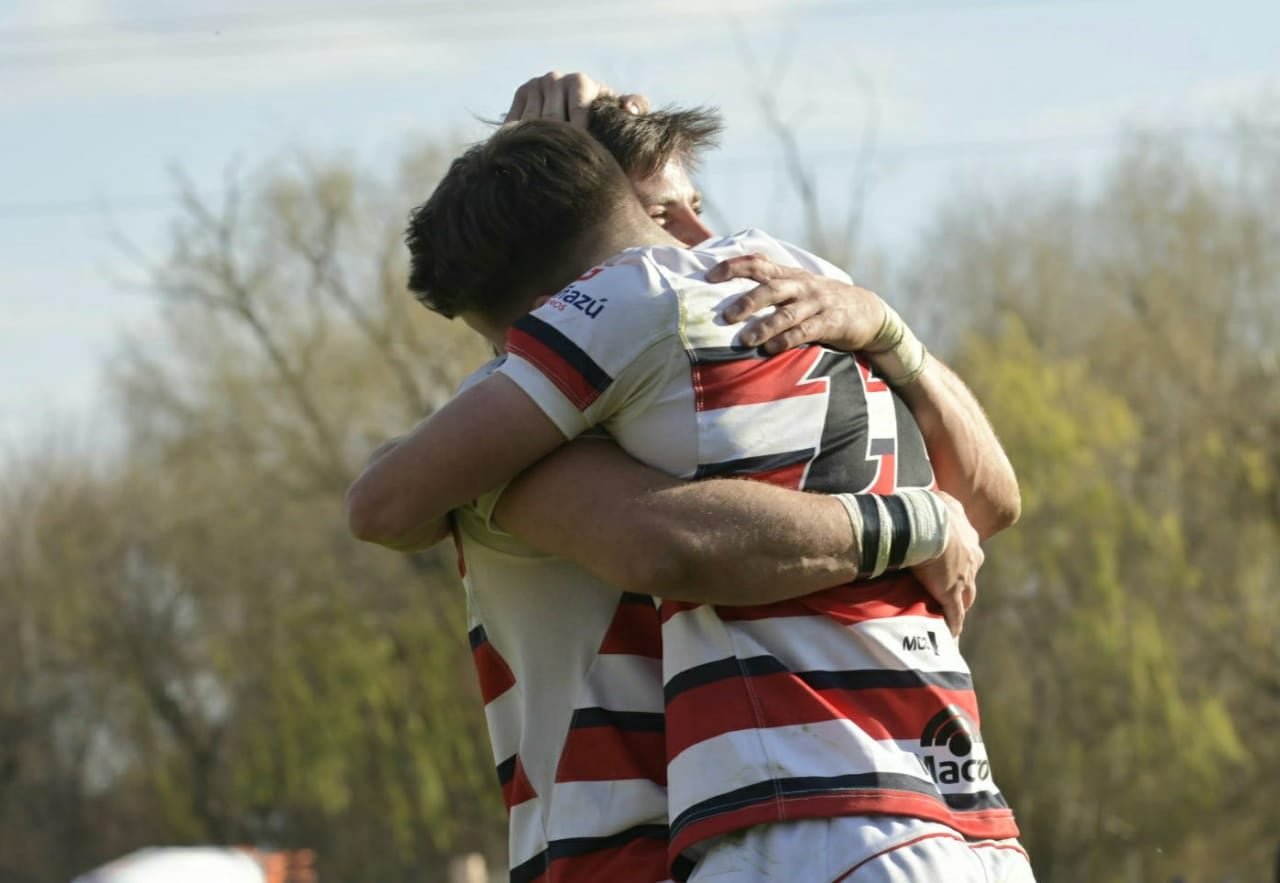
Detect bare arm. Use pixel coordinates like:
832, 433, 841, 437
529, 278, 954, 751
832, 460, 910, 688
711, 255, 1021, 539
345, 374, 565, 550
891, 353, 1020, 539
493, 437, 982, 633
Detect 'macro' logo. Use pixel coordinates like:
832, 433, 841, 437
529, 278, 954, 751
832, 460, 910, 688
918, 704, 991, 787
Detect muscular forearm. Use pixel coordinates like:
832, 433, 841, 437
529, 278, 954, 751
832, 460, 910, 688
492, 439, 947, 604
894, 354, 1020, 539
623, 479, 864, 604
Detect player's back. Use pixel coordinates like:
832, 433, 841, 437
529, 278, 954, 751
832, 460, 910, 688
451, 368, 669, 883
500, 229, 1021, 874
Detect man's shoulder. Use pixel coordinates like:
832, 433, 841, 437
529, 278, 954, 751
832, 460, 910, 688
696, 228, 851, 281
519, 257, 680, 353
455, 355, 506, 396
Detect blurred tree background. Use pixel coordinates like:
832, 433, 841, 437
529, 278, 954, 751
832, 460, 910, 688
1, 111, 1277, 882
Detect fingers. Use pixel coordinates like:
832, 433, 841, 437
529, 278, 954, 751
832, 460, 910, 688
758, 319, 824, 354
708, 253, 786, 286
738, 296, 823, 350
505, 72, 614, 127
618, 92, 651, 114
566, 76, 592, 129
944, 595, 965, 639
504, 80, 533, 123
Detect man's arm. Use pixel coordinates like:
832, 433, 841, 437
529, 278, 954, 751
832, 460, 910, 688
710, 255, 1021, 540
891, 353, 1021, 539
345, 374, 566, 550
492, 437, 982, 634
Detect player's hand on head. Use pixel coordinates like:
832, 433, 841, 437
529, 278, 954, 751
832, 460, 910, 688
711, 255, 887, 354
504, 71, 650, 129
909, 490, 982, 638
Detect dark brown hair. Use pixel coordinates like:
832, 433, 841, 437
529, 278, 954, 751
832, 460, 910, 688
586, 97, 723, 180
405, 120, 635, 320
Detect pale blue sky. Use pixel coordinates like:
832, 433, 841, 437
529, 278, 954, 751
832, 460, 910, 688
2, 0, 1276, 447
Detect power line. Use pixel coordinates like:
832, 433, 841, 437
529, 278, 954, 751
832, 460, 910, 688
0, 195, 173, 220
0, 125, 1240, 221
0, 0, 1110, 69
0, 0, 1100, 42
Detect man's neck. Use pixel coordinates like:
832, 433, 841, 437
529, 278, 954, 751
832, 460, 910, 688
575, 204, 687, 269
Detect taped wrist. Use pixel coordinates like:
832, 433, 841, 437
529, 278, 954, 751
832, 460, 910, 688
865, 303, 928, 387
833, 489, 951, 578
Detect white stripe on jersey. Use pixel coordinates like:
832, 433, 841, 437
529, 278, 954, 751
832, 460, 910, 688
661, 610, 966, 680
547, 778, 670, 841
666, 719, 938, 818
574, 653, 665, 715
695, 395, 829, 466
508, 797, 546, 868
482, 681, 523, 767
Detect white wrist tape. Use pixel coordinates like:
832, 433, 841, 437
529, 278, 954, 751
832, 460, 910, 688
865, 303, 928, 388
833, 488, 951, 578
896, 488, 950, 567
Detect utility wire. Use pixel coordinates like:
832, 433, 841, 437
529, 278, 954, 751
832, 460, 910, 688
0, 125, 1240, 221
0, 0, 1102, 42
0, 0, 1110, 69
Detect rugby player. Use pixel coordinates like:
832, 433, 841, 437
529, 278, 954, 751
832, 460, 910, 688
348, 116, 1032, 881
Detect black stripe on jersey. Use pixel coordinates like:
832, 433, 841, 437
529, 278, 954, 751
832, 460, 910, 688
693, 448, 815, 480
882, 493, 912, 569
669, 772, 944, 837
569, 707, 665, 732
672, 854, 697, 882
797, 668, 975, 693
546, 822, 669, 862
495, 753, 516, 787
619, 591, 658, 606
511, 314, 614, 394
468, 624, 489, 650
665, 655, 974, 703
664, 655, 787, 703
509, 849, 548, 883
944, 789, 1012, 813
854, 494, 881, 574
688, 344, 769, 364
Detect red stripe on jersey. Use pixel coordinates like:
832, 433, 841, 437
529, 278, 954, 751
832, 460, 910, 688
670, 792, 1019, 867
659, 600, 701, 625
856, 354, 890, 393
666, 673, 979, 758
794, 575, 945, 626
449, 519, 467, 578
693, 346, 825, 411
472, 638, 516, 704
557, 725, 666, 785
506, 325, 604, 411
502, 756, 537, 810
659, 575, 941, 626
597, 597, 662, 658
744, 459, 808, 489
548, 835, 668, 883
865, 452, 897, 493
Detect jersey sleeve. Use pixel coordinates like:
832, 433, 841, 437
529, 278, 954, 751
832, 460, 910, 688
498, 258, 678, 439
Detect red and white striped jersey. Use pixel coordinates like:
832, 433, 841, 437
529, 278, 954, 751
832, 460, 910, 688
498, 229, 1021, 876
451, 379, 671, 883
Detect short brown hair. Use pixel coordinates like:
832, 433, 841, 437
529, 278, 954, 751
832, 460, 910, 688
587, 97, 723, 180
406, 120, 635, 320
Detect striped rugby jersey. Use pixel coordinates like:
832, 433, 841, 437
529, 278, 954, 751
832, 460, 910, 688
451, 366, 671, 883
498, 229, 1021, 876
